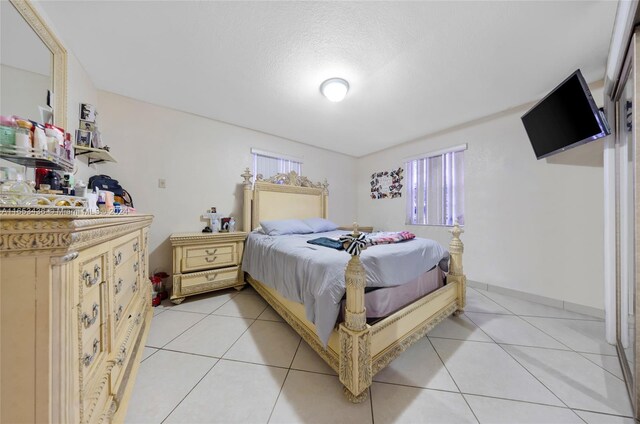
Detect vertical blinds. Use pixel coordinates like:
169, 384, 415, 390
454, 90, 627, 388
252, 149, 302, 179
405, 150, 464, 226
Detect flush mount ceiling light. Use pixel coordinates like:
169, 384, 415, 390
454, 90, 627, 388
320, 78, 349, 102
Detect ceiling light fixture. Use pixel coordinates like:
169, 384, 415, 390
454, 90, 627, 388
320, 78, 349, 102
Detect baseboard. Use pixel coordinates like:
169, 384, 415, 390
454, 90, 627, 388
467, 280, 605, 319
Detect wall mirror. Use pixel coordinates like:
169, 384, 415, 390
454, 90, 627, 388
0, 0, 66, 128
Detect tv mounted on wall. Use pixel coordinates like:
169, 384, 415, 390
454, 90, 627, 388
521, 69, 610, 160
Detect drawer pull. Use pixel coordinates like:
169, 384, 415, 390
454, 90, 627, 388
205, 248, 218, 255
132, 280, 138, 293
133, 242, 139, 252
82, 264, 101, 287
115, 278, 123, 295
205, 256, 218, 263
206, 273, 218, 281
81, 303, 100, 328
115, 305, 123, 322
83, 339, 100, 367
114, 252, 122, 266
133, 261, 139, 273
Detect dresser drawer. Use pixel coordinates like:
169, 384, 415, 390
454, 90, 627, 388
113, 282, 141, 337
112, 233, 140, 269
179, 266, 240, 294
79, 254, 107, 298
81, 366, 111, 424
78, 286, 104, 346
111, 301, 145, 394
185, 243, 235, 259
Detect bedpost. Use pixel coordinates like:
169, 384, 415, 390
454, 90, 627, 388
321, 179, 329, 219
448, 222, 466, 315
241, 168, 253, 232
339, 224, 371, 403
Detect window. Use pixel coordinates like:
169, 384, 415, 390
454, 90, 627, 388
251, 148, 302, 180
405, 145, 465, 226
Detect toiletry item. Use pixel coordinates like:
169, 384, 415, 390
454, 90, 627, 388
63, 133, 74, 160
103, 190, 115, 211
86, 192, 98, 213
74, 180, 87, 197
0, 116, 16, 149
33, 125, 47, 156
113, 202, 121, 214
14, 119, 32, 156
97, 200, 106, 213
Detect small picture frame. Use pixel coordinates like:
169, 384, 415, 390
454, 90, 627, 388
80, 120, 96, 132
220, 217, 231, 232
80, 103, 96, 122
75, 129, 92, 147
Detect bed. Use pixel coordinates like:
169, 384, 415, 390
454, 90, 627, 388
240, 168, 466, 403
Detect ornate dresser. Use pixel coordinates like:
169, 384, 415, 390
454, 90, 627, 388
0, 213, 153, 423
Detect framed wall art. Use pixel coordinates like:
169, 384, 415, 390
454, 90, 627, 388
370, 167, 403, 199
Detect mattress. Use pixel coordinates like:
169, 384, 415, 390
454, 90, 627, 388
340, 265, 445, 322
242, 230, 449, 345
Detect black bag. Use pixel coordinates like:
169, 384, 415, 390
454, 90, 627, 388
88, 174, 134, 207
88, 174, 123, 197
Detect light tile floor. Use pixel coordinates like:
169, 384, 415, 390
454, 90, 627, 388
125, 287, 635, 424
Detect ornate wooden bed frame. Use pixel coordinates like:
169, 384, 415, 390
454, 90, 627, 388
240, 168, 466, 403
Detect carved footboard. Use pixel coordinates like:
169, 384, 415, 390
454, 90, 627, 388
338, 224, 465, 403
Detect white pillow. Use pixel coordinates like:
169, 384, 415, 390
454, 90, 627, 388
259, 219, 313, 236
303, 218, 339, 233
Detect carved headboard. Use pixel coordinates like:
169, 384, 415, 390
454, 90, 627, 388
241, 169, 328, 232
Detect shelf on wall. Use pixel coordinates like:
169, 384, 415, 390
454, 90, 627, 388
0, 145, 74, 172
74, 146, 116, 165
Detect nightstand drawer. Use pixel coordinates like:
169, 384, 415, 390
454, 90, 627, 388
185, 243, 235, 259
182, 251, 236, 273
179, 266, 240, 294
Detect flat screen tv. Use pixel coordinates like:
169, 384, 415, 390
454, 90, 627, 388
521, 69, 610, 160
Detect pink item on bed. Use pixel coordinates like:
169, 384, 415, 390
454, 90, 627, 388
366, 231, 416, 246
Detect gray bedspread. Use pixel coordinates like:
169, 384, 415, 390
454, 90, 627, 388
242, 230, 448, 346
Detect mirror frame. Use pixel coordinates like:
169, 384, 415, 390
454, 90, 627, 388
9, 0, 67, 129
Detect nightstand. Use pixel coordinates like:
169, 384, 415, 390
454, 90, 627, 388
169, 231, 247, 304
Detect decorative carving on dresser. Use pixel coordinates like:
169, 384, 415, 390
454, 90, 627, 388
0, 213, 153, 423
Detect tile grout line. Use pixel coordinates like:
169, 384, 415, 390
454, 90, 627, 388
575, 350, 625, 382
265, 337, 304, 424
266, 369, 293, 423
148, 310, 211, 350
471, 289, 614, 357
463, 313, 573, 410
159, 358, 220, 424
471, 288, 603, 322
372, 378, 634, 418
426, 337, 480, 423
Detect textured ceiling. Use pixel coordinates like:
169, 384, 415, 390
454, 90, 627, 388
35, 1, 616, 157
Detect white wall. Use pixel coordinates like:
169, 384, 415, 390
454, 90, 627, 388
96, 91, 357, 275
66, 53, 100, 182
356, 86, 606, 310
